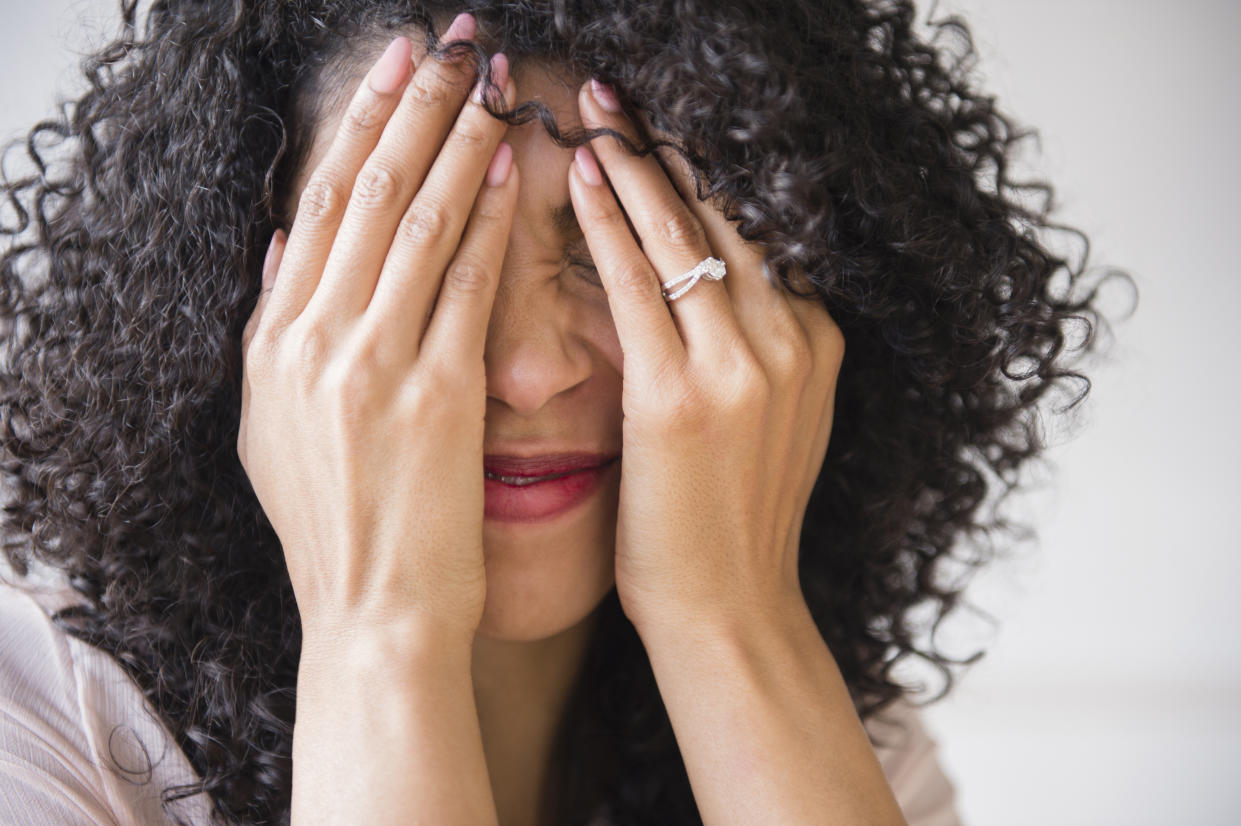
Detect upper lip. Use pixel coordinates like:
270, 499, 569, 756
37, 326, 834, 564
483, 451, 620, 477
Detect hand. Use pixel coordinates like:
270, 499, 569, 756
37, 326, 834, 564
567, 79, 845, 636
236, 25, 519, 644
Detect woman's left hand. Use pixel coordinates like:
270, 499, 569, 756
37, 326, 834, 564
568, 79, 846, 636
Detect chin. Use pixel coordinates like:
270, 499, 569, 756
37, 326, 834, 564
475, 564, 614, 642
476, 500, 618, 642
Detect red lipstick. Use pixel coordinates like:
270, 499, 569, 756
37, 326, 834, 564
483, 452, 619, 523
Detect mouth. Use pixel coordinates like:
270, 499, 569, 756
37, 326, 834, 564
482, 453, 620, 523
482, 452, 620, 481
484, 469, 579, 486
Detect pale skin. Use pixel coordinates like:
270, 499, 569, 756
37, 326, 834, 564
237, 12, 908, 826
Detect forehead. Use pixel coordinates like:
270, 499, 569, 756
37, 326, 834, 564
496, 60, 586, 246
289, 51, 587, 248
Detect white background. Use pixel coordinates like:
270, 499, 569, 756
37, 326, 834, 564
2, 1, 1238, 824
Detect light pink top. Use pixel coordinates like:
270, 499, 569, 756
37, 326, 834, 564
0, 580, 961, 825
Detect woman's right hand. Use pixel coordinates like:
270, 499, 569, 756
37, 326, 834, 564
236, 18, 517, 646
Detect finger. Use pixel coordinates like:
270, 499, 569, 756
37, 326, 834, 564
627, 107, 812, 370
791, 293, 846, 419
418, 142, 518, 373
630, 104, 824, 377
239, 229, 287, 470
368, 53, 514, 364
261, 34, 418, 336
305, 13, 480, 327
783, 265, 840, 346
578, 80, 743, 355
568, 146, 684, 381
634, 112, 787, 305
242, 229, 287, 357
794, 317, 844, 529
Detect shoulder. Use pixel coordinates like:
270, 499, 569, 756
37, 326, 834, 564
0, 578, 211, 825
864, 697, 963, 826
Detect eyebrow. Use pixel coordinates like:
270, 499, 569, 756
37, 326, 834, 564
550, 200, 581, 239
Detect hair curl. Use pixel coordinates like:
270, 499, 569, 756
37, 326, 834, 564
0, 0, 1128, 823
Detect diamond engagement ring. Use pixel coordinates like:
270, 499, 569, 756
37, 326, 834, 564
660, 256, 727, 302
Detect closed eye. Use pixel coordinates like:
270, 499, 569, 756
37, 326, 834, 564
567, 258, 601, 288
564, 239, 602, 288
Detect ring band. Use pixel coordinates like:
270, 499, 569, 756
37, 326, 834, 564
660, 256, 727, 301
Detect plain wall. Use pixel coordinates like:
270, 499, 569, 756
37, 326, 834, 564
2, 1, 1238, 824
909, 2, 1241, 824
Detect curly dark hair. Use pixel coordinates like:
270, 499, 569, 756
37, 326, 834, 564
0, 0, 1128, 823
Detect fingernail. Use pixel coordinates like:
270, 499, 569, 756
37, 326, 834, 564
472, 52, 509, 105
491, 53, 509, 93
590, 78, 621, 113
574, 146, 603, 186
486, 142, 513, 187
368, 36, 412, 95
441, 12, 476, 44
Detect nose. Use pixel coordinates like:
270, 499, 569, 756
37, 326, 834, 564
483, 276, 593, 417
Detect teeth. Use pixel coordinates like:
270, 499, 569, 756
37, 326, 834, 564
485, 470, 575, 486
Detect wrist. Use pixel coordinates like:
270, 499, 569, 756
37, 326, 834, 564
628, 585, 810, 649
298, 614, 475, 687
291, 613, 496, 826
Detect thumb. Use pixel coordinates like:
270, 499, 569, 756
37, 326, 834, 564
244, 229, 286, 351
239, 228, 285, 472
238, 228, 287, 472
261, 228, 286, 293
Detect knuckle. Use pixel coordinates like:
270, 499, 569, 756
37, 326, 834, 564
741, 360, 773, 400
282, 320, 333, 382
442, 257, 494, 296
805, 310, 845, 379
342, 331, 390, 379
611, 260, 658, 301
743, 369, 774, 412
452, 120, 491, 151
403, 366, 476, 420
340, 97, 385, 136
430, 362, 479, 399
352, 163, 407, 209
298, 174, 346, 223
826, 321, 846, 363
654, 208, 707, 255
243, 324, 278, 376
397, 202, 451, 247
772, 328, 814, 382
473, 188, 511, 222
408, 72, 456, 108
240, 313, 263, 359
324, 350, 384, 421
397, 379, 437, 424
665, 383, 709, 430
325, 372, 373, 424
714, 348, 770, 412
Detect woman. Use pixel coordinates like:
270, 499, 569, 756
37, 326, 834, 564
0, 0, 1117, 824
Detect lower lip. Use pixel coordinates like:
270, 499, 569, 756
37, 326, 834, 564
484, 459, 617, 523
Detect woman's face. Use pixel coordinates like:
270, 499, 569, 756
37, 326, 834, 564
287, 54, 624, 643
